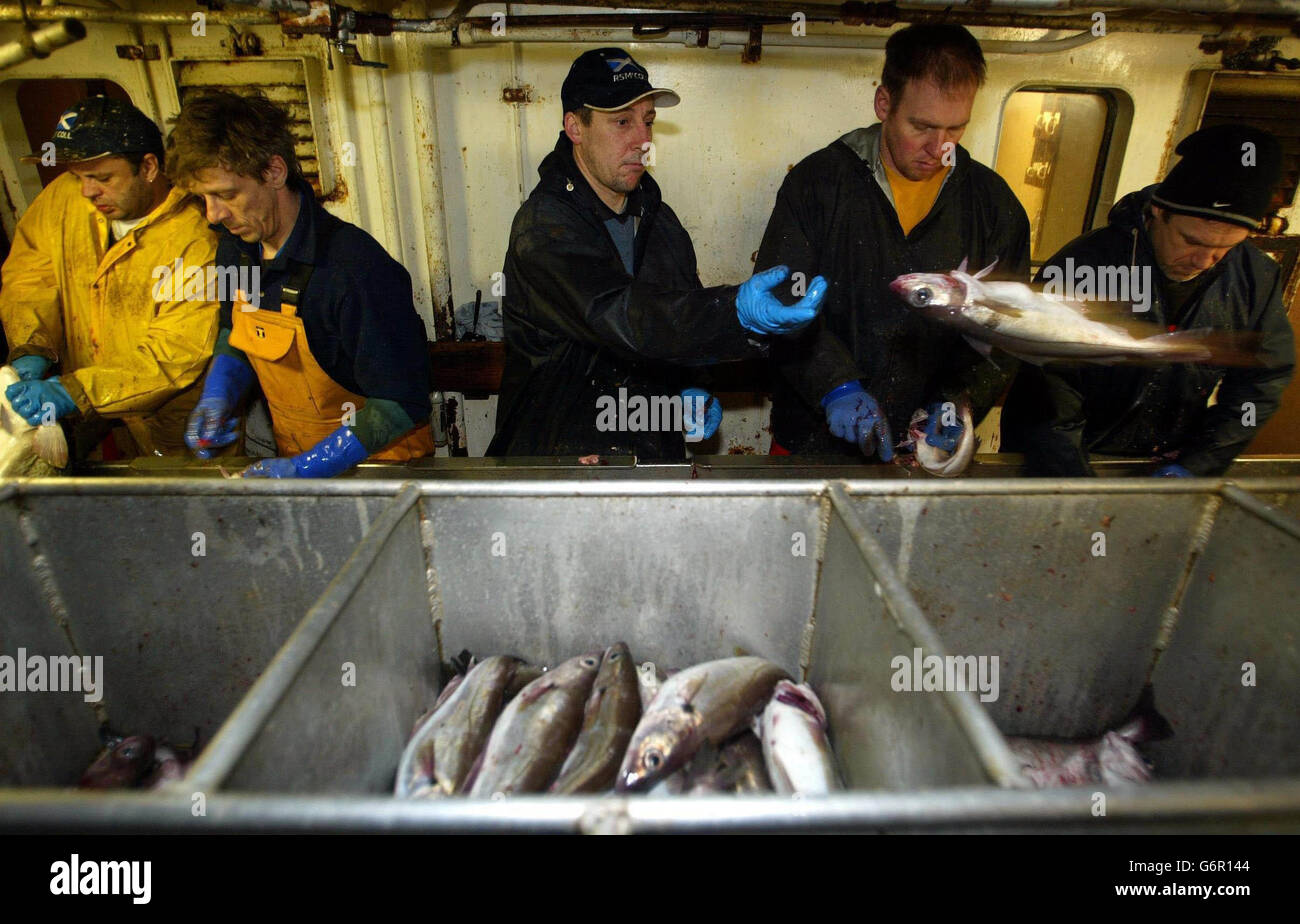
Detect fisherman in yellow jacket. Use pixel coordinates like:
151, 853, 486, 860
0, 96, 219, 458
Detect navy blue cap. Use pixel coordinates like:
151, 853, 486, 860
561, 48, 680, 114
22, 96, 162, 165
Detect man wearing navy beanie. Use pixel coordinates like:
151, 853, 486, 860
1004, 123, 1295, 477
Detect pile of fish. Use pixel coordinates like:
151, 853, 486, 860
395, 647, 843, 799
78, 729, 201, 791
0, 365, 67, 478
1006, 687, 1173, 788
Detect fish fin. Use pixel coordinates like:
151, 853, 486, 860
678, 672, 708, 707
956, 257, 969, 274
34, 423, 68, 468
970, 292, 1028, 318
974, 258, 1000, 280
519, 678, 558, 705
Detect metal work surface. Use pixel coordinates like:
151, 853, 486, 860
59, 454, 1300, 481
2, 476, 1299, 832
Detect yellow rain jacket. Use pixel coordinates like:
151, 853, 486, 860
0, 173, 219, 456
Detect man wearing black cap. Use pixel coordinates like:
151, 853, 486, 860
1003, 123, 1296, 477
0, 96, 220, 459
488, 47, 828, 458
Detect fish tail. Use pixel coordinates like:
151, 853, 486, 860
1144, 329, 1262, 367
34, 422, 68, 468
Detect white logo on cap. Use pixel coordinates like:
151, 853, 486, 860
57, 110, 78, 132
1212, 201, 1232, 208
606, 57, 636, 72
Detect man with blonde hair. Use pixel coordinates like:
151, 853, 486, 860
168, 90, 434, 477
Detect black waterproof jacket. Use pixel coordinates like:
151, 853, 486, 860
488, 134, 764, 458
756, 124, 1031, 454
1002, 187, 1295, 476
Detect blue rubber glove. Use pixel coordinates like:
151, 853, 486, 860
735, 265, 828, 335
242, 426, 368, 479
681, 387, 722, 442
924, 401, 963, 453
5, 376, 77, 425
1153, 463, 1193, 477
822, 381, 893, 461
186, 354, 255, 459
11, 355, 51, 380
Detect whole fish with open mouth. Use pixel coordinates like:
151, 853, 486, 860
617, 656, 790, 792
1008, 686, 1173, 787
396, 655, 522, 798
467, 651, 602, 797
757, 680, 842, 795
550, 642, 642, 794
890, 260, 1256, 366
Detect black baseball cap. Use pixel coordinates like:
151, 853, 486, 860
1152, 124, 1283, 230
560, 48, 680, 114
21, 96, 163, 165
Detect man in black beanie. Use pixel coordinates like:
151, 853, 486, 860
1003, 123, 1295, 477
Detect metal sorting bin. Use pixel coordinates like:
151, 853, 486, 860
1, 477, 1298, 833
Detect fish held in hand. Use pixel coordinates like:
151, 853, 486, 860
757, 680, 842, 795
1008, 686, 1173, 788
618, 656, 790, 793
0, 365, 66, 476
891, 260, 1258, 366
468, 651, 602, 797
396, 655, 521, 798
906, 400, 976, 478
551, 642, 642, 794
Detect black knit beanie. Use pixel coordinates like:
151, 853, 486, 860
1151, 123, 1283, 230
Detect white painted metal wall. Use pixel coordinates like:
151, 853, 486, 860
1, 6, 1297, 455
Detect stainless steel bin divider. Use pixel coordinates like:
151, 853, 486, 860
187, 483, 437, 794
817, 483, 1029, 789
1143, 483, 1300, 780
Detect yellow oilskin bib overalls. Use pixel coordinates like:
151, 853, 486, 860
227, 269, 434, 461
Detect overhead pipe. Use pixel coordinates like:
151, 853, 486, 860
0, 5, 277, 24
398, 10, 1295, 39
441, 22, 1111, 54
0, 16, 85, 69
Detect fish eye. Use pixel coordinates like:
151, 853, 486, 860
911, 287, 932, 306
582, 657, 598, 667
645, 750, 663, 770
